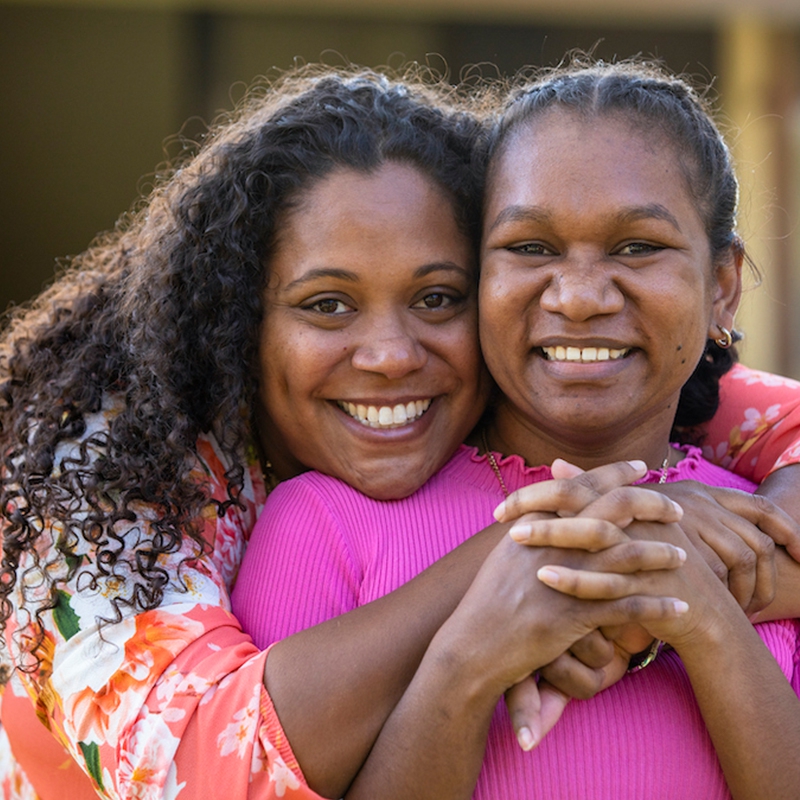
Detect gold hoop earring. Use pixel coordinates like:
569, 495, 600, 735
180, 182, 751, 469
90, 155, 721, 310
715, 326, 734, 349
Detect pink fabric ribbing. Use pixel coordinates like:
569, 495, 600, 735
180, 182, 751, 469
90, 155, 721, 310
232, 445, 800, 800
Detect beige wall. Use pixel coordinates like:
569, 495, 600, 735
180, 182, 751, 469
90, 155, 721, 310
1, 2, 798, 375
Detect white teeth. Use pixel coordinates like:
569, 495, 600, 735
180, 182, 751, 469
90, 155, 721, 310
542, 346, 629, 362
338, 399, 432, 428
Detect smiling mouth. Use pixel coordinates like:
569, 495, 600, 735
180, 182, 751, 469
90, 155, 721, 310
541, 346, 631, 363
337, 399, 433, 429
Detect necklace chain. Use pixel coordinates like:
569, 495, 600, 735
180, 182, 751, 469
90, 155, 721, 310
658, 449, 671, 484
481, 429, 510, 498
480, 429, 671, 497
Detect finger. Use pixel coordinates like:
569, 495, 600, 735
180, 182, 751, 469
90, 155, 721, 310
568, 629, 616, 669
538, 651, 607, 698
509, 517, 629, 551
535, 682, 571, 744
588, 539, 687, 575
688, 534, 730, 587
494, 461, 648, 522
577, 486, 683, 528
588, 595, 690, 628
506, 678, 572, 751
599, 623, 655, 660
715, 486, 800, 559
506, 676, 542, 751
537, 553, 686, 599
550, 459, 584, 479
698, 517, 775, 614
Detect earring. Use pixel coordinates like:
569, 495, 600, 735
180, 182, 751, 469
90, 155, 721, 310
715, 326, 734, 349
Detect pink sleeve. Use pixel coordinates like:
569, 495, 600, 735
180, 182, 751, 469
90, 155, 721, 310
232, 476, 362, 649
705, 364, 800, 483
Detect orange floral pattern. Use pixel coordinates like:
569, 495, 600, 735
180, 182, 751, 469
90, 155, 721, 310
1, 398, 321, 799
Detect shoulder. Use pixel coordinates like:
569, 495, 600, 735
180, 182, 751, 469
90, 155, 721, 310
721, 363, 800, 393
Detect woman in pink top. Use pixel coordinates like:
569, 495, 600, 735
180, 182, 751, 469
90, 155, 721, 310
2, 62, 800, 800
234, 60, 800, 799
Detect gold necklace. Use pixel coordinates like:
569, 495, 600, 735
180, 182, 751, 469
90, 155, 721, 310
481, 429, 671, 497
481, 429, 510, 498
658, 448, 671, 484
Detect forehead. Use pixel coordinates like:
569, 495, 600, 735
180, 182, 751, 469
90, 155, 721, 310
269, 161, 473, 280
486, 109, 697, 217
290, 161, 453, 219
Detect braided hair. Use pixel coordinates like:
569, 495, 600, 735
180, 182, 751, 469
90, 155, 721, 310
488, 57, 746, 440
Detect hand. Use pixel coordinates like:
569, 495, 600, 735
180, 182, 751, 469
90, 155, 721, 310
505, 630, 629, 751
493, 459, 683, 530
650, 481, 793, 615
492, 461, 685, 747
534, 520, 742, 654
437, 525, 687, 742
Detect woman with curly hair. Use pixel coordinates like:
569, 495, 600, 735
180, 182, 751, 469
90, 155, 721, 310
1, 63, 800, 800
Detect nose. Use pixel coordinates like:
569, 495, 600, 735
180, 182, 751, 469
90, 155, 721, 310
351, 315, 428, 379
539, 256, 625, 321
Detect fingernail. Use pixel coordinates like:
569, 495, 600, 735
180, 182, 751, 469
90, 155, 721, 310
537, 567, 560, 586
628, 460, 647, 471
517, 726, 536, 751
493, 500, 507, 521
674, 546, 687, 562
671, 500, 684, 516
673, 600, 689, 614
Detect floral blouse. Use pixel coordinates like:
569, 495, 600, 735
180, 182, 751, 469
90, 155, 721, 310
2, 362, 800, 800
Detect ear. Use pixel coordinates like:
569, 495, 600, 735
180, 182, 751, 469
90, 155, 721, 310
707, 237, 744, 340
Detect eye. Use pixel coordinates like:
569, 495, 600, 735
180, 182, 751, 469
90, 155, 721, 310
411, 290, 466, 312
305, 298, 353, 315
413, 292, 450, 310
507, 242, 555, 256
615, 241, 665, 256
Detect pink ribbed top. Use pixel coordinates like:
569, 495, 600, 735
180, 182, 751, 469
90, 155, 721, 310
232, 445, 800, 800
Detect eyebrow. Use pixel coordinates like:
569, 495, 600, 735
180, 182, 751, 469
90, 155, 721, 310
283, 268, 359, 291
282, 261, 473, 291
486, 203, 682, 233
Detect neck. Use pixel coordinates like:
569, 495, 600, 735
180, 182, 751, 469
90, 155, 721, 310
486, 400, 677, 473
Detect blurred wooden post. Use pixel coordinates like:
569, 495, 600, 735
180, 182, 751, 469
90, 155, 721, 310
719, 17, 799, 376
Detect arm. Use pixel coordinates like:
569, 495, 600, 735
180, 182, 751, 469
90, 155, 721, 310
752, 466, 800, 620
707, 365, 800, 616
257, 464, 682, 798
344, 524, 688, 800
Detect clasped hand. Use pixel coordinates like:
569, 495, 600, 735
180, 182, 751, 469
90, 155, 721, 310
482, 459, 794, 751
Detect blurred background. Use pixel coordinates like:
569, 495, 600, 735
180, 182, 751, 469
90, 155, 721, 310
1, 0, 799, 375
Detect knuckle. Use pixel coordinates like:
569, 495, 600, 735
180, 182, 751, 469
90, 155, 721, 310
504, 495, 524, 518
751, 493, 776, 518
735, 546, 758, 572
623, 596, 644, 617
574, 472, 603, 498
711, 559, 728, 583
570, 673, 604, 699
753, 533, 775, 558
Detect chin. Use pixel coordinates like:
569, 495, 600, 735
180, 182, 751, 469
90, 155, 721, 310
357, 478, 421, 502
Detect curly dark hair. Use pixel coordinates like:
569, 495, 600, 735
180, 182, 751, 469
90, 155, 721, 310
0, 65, 486, 670
488, 56, 746, 441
